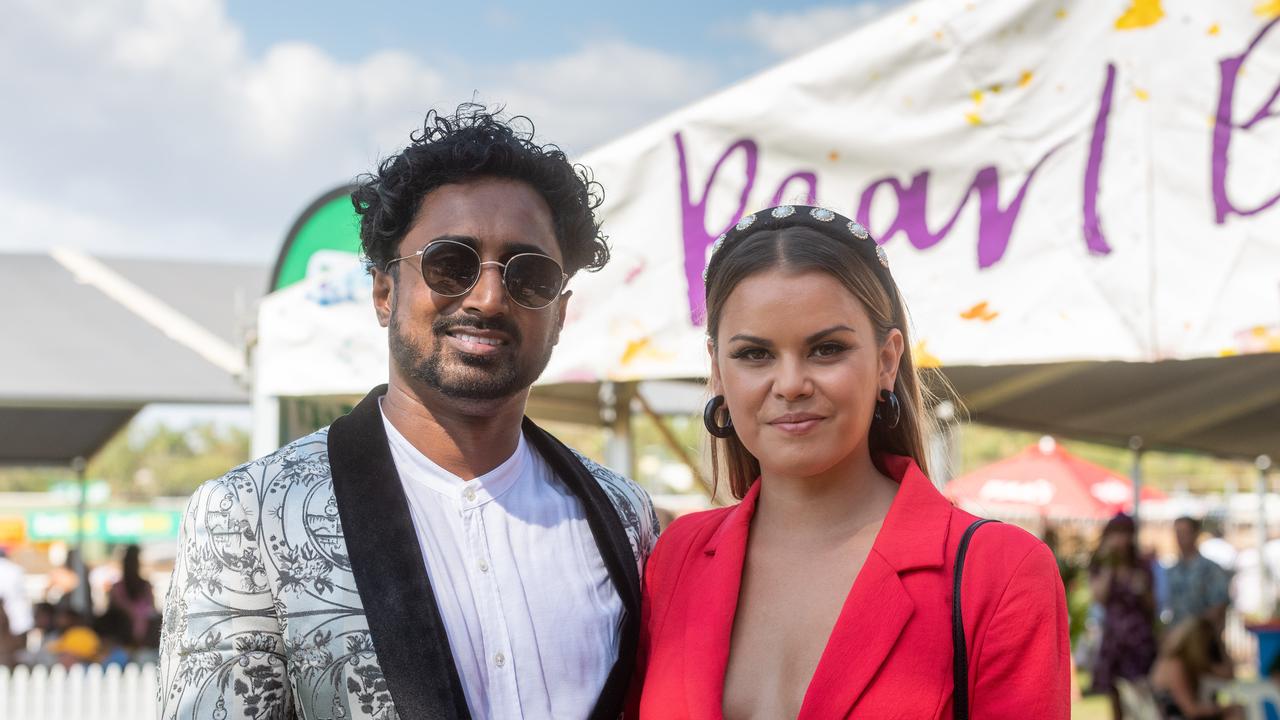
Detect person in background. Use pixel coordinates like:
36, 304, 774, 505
107, 544, 156, 649
1150, 617, 1241, 719
93, 605, 134, 667
1169, 517, 1232, 628
1198, 518, 1238, 574
0, 547, 33, 660
44, 548, 85, 611
1090, 513, 1157, 720
44, 608, 100, 667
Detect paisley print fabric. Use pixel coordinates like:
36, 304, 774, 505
159, 427, 657, 720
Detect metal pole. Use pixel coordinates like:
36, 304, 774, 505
1129, 436, 1144, 540
71, 455, 90, 614
633, 390, 711, 497
600, 382, 636, 478
1259, 455, 1273, 618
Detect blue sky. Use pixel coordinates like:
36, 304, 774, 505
0, 0, 900, 265
225, 0, 868, 68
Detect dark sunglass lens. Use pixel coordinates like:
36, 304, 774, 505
505, 255, 563, 308
421, 243, 479, 296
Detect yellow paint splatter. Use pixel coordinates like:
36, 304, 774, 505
909, 14, 919, 24
827, 150, 840, 162
990, 83, 1004, 94
620, 337, 653, 366
1208, 23, 1221, 35
934, 30, 945, 41
912, 341, 942, 368
1219, 348, 1239, 357
965, 112, 983, 126
971, 89, 985, 104
1056, 8, 1068, 19
1115, 0, 1164, 29
1134, 88, 1150, 101
1256, 0, 1280, 19
960, 301, 1000, 322
1018, 70, 1034, 88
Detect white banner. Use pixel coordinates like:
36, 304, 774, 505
257, 0, 1280, 398
544, 0, 1280, 384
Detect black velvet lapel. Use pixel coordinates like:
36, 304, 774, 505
521, 417, 642, 720
328, 386, 470, 720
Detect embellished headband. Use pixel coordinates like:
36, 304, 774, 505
704, 204, 890, 283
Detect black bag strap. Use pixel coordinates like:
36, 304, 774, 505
953, 518, 999, 720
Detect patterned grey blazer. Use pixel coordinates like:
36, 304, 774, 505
159, 386, 659, 720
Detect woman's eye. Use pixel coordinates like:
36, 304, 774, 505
730, 347, 770, 361
812, 343, 847, 358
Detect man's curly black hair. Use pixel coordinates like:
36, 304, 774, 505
352, 103, 609, 277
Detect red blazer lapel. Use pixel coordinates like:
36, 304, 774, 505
797, 551, 914, 720
798, 455, 952, 719
683, 482, 759, 719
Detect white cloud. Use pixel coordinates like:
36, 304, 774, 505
729, 3, 893, 59
0, 0, 718, 262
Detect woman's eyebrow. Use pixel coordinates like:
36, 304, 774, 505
727, 333, 772, 346
805, 325, 857, 344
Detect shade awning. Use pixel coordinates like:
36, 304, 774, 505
0, 251, 266, 465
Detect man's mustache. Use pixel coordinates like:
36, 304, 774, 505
432, 315, 522, 344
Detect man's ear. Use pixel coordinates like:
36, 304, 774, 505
373, 268, 394, 327
550, 289, 572, 346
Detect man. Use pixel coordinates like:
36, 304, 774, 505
160, 106, 658, 720
1167, 516, 1231, 629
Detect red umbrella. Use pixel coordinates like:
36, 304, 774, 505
944, 437, 1167, 520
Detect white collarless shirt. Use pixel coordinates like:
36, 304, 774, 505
380, 405, 622, 720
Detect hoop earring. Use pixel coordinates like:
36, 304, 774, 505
703, 395, 735, 438
875, 389, 901, 429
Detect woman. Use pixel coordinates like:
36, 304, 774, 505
1150, 617, 1240, 719
107, 544, 156, 649
1088, 513, 1157, 719
631, 206, 1070, 718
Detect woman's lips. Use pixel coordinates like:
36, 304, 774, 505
768, 414, 824, 434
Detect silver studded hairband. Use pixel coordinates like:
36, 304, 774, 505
705, 204, 891, 282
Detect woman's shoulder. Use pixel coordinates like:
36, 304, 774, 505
655, 504, 736, 552
947, 510, 1058, 586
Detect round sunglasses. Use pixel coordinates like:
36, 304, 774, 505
385, 239, 568, 310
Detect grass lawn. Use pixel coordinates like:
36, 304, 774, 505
1072, 671, 1111, 719
1072, 692, 1110, 719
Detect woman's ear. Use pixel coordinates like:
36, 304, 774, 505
879, 328, 905, 391
707, 339, 724, 396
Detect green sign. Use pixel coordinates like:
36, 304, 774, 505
271, 186, 363, 291
25, 510, 183, 542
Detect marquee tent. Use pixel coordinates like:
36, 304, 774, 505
944, 437, 1167, 520
0, 251, 264, 465
253, 0, 1280, 464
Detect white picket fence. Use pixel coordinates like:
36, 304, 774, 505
0, 663, 157, 720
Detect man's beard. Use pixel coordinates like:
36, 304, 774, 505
389, 310, 555, 401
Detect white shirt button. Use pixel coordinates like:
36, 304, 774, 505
494, 652, 506, 668
463, 486, 478, 502
478, 559, 490, 573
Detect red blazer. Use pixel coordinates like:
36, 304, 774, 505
631, 455, 1070, 719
